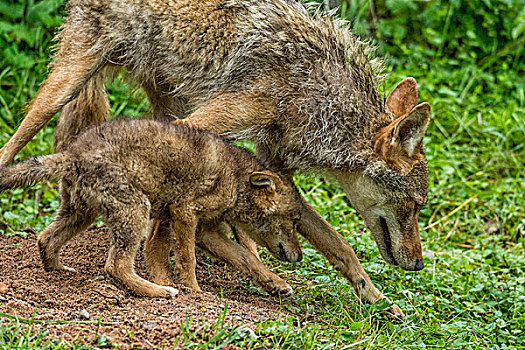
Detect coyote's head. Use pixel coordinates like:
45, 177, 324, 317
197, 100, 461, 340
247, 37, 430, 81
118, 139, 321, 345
337, 78, 430, 271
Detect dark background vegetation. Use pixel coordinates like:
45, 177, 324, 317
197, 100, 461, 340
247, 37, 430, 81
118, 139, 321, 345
0, 0, 523, 348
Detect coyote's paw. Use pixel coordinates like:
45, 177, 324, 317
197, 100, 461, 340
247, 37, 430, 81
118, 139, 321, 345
151, 275, 172, 286
382, 303, 404, 320
179, 279, 202, 293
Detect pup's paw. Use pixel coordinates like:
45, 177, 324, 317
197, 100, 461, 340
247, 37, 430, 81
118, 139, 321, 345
161, 286, 179, 298
47, 263, 75, 272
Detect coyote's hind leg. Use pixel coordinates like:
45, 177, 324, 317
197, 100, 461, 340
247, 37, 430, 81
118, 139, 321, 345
0, 31, 106, 166
54, 71, 111, 152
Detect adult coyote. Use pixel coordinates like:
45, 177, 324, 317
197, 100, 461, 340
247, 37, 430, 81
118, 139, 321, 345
0, 0, 432, 317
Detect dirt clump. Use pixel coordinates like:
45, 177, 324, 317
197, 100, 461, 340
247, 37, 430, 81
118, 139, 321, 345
0, 227, 292, 348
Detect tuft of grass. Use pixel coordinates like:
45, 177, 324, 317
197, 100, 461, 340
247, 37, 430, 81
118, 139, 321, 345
175, 303, 260, 349
0, 317, 87, 349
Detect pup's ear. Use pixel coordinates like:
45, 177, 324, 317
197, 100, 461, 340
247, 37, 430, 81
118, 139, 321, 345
250, 171, 283, 193
374, 103, 431, 175
386, 77, 418, 117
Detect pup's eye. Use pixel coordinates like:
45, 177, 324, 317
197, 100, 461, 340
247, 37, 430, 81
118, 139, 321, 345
291, 217, 300, 229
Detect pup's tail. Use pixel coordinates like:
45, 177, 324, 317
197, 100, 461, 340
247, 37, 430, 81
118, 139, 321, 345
0, 154, 70, 192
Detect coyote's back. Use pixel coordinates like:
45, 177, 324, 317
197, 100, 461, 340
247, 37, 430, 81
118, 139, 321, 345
55, 0, 387, 164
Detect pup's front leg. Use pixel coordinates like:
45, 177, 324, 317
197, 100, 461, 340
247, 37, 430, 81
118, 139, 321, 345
196, 222, 293, 296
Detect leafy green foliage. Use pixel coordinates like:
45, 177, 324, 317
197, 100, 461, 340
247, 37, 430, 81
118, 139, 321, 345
0, 0, 523, 349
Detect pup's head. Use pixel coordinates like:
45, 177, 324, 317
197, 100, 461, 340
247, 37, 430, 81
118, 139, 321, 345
233, 170, 303, 263
337, 78, 430, 271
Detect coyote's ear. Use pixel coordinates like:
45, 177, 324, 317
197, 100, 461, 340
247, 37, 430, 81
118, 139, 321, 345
392, 103, 430, 157
386, 77, 418, 117
250, 171, 283, 193
374, 103, 431, 175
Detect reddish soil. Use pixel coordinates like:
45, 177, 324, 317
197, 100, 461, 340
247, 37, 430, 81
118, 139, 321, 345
0, 227, 293, 348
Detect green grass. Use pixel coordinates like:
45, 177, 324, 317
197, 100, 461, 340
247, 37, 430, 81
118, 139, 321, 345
1, 0, 523, 349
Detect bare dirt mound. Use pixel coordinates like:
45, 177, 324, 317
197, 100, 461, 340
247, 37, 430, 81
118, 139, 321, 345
0, 227, 292, 348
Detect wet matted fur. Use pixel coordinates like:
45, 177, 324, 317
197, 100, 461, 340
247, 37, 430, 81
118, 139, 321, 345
0, 119, 303, 297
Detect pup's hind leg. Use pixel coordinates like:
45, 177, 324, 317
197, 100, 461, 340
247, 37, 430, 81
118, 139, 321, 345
145, 219, 174, 286
37, 203, 97, 272
103, 193, 178, 298
0, 29, 106, 166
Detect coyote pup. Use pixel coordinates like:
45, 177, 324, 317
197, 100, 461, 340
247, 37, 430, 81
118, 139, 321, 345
0, 119, 303, 297
0, 0, 433, 316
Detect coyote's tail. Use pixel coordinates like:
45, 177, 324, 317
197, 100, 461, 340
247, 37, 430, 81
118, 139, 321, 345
0, 154, 69, 192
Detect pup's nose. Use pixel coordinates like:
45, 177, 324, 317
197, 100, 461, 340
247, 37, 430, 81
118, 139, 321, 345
414, 259, 424, 271
295, 250, 303, 263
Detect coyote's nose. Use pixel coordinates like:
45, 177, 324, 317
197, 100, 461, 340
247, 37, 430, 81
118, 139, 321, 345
414, 259, 424, 271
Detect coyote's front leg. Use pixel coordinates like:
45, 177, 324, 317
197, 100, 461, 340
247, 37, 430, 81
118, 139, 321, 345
298, 198, 404, 318
174, 92, 277, 138
255, 143, 403, 318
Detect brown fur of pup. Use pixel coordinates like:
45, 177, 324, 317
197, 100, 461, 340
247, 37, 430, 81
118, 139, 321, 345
0, 119, 303, 297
